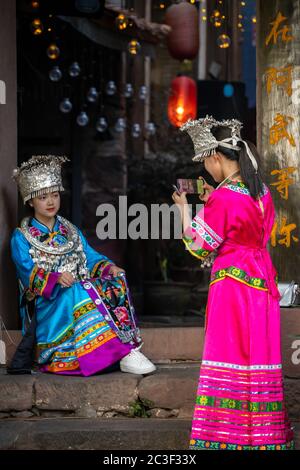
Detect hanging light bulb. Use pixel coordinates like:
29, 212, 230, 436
145, 122, 156, 136
139, 85, 147, 100
69, 61, 81, 77
47, 43, 60, 60
105, 80, 117, 96
210, 10, 224, 28
128, 39, 141, 56
59, 98, 73, 113
123, 83, 134, 98
252, 16, 257, 24
49, 66, 62, 82
76, 111, 89, 127
31, 1, 40, 9
115, 13, 129, 30
114, 117, 126, 133
217, 34, 231, 49
96, 117, 108, 133
87, 86, 98, 102
31, 18, 43, 35
131, 123, 141, 138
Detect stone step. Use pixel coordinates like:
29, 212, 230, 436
0, 362, 299, 422
0, 417, 191, 450
0, 363, 299, 449
0, 363, 200, 419
3, 306, 300, 377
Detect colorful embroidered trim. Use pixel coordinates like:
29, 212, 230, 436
210, 266, 268, 291
190, 219, 221, 250
196, 395, 284, 412
194, 215, 224, 245
28, 217, 69, 247
201, 360, 282, 370
190, 362, 294, 450
38, 297, 116, 364
38, 328, 73, 350
182, 235, 210, 260
189, 439, 294, 451
43, 359, 80, 373
28, 266, 58, 298
90, 259, 112, 278
224, 181, 269, 197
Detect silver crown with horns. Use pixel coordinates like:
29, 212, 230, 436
12, 155, 69, 203
180, 115, 243, 162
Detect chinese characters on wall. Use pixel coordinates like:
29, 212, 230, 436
264, 10, 298, 250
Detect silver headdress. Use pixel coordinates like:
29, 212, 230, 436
180, 115, 258, 173
12, 155, 69, 203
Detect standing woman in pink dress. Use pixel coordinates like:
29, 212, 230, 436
172, 116, 294, 451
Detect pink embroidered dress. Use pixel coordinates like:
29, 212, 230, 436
183, 179, 294, 451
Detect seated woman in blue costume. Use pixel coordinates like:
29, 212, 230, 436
8, 155, 156, 377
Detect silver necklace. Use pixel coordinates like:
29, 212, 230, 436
215, 169, 241, 191
20, 215, 78, 255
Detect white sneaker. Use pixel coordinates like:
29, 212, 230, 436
120, 347, 157, 375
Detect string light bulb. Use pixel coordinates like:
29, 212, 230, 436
96, 117, 108, 133
115, 13, 129, 30
31, 18, 43, 35
47, 43, 60, 60
210, 10, 224, 28
49, 65, 62, 81
217, 34, 231, 49
59, 98, 73, 113
128, 39, 141, 55
69, 61, 81, 77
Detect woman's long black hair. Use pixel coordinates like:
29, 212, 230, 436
211, 126, 265, 200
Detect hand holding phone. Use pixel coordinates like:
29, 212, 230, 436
176, 178, 205, 195
199, 178, 215, 202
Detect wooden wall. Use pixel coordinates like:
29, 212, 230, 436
257, 0, 300, 282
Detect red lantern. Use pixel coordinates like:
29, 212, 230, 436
168, 76, 197, 128
165, 1, 199, 61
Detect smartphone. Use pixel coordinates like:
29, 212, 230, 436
176, 178, 205, 195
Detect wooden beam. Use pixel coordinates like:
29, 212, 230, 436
0, 0, 18, 329
256, 0, 300, 281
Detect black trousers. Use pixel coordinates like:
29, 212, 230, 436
9, 315, 36, 369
